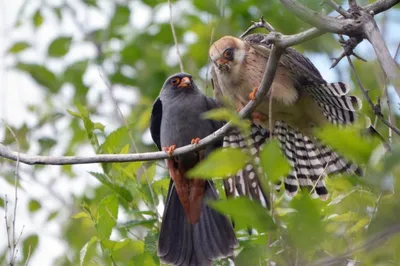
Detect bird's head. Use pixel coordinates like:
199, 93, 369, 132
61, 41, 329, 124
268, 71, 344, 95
209, 36, 247, 73
161, 72, 197, 96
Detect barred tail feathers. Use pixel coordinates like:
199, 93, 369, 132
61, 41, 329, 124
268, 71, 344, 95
274, 121, 361, 199
305, 82, 362, 125
222, 127, 269, 208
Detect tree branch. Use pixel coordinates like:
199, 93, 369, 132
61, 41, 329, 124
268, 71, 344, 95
346, 55, 400, 136
362, 15, 400, 91
364, 0, 400, 14
241, 0, 397, 48
279, 0, 400, 95
168, 0, 184, 73
279, 0, 361, 35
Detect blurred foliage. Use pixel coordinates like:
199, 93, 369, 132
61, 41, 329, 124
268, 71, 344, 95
0, 0, 400, 265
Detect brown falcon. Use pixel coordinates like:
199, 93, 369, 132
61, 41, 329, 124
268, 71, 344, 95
209, 33, 362, 201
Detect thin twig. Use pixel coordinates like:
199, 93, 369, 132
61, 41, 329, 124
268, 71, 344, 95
312, 223, 400, 266
346, 56, 400, 135
205, 27, 215, 92
4, 195, 11, 258
384, 83, 393, 143
2, 121, 22, 266
240, 16, 275, 38
330, 35, 365, 69
98, 68, 159, 221
323, 0, 352, 18
167, 0, 184, 73
394, 42, 400, 62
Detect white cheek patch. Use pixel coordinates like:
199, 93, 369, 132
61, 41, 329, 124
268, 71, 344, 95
234, 49, 246, 64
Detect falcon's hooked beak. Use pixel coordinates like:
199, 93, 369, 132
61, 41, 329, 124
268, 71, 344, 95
178, 76, 192, 88
216, 58, 229, 66
215, 58, 230, 72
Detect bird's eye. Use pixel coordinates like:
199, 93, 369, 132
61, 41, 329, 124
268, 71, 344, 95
223, 48, 234, 60
171, 77, 180, 85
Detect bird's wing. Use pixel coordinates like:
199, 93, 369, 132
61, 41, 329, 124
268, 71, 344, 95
150, 97, 162, 150
244, 33, 325, 85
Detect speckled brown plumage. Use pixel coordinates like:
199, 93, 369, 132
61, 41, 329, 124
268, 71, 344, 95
209, 33, 362, 200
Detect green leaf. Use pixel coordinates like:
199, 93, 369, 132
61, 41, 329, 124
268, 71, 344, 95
64, 60, 89, 100
260, 140, 291, 182
16, 63, 60, 92
83, 0, 98, 7
75, 104, 101, 151
48, 36, 73, 58
327, 211, 361, 222
22, 234, 39, 262
346, 217, 369, 235
53, 7, 63, 21
314, 125, 380, 165
119, 219, 157, 229
8, 42, 30, 54
128, 210, 158, 217
72, 212, 91, 220
287, 193, 325, 252
89, 172, 133, 202
67, 109, 81, 118
80, 236, 97, 266
193, 0, 220, 15
32, 10, 43, 28
202, 107, 239, 123
0, 197, 4, 208
28, 199, 41, 213
132, 252, 157, 266
144, 231, 158, 254
93, 122, 105, 131
101, 126, 130, 153
38, 137, 57, 151
47, 211, 59, 221
210, 197, 275, 232
187, 147, 250, 179
97, 195, 118, 240
202, 107, 250, 132
235, 243, 267, 266
101, 239, 130, 251
109, 5, 130, 29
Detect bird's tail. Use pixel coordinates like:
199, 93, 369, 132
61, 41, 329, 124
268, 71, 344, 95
223, 121, 361, 201
158, 181, 237, 266
223, 127, 270, 208
273, 120, 362, 198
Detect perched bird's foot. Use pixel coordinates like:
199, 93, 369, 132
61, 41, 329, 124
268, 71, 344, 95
249, 87, 259, 100
163, 145, 176, 157
191, 137, 201, 145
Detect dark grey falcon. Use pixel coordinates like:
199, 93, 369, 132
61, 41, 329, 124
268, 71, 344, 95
150, 72, 237, 266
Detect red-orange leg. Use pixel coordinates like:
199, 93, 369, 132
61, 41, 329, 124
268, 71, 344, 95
162, 144, 176, 157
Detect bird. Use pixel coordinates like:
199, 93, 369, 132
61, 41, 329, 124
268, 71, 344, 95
150, 72, 238, 266
209, 33, 363, 201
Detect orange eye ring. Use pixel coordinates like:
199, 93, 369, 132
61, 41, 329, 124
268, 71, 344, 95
171, 77, 180, 85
